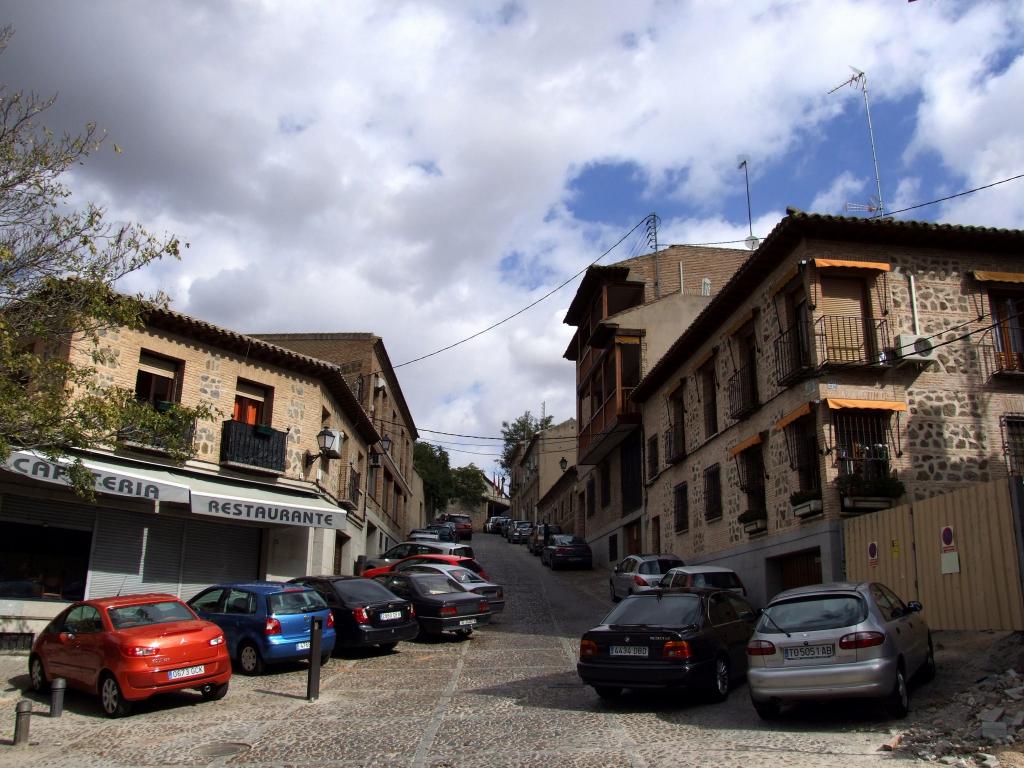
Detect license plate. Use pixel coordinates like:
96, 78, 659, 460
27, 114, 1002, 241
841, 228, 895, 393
296, 641, 310, 651
379, 611, 402, 621
609, 645, 649, 657
784, 644, 834, 660
458, 619, 476, 626
168, 665, 204, 680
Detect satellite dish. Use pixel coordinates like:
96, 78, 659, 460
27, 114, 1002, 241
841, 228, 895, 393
744, 235, 760, 251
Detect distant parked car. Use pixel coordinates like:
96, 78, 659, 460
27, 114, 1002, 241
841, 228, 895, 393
287, 575, 418, 652
609, 554, 685, 601
509, 521, 534, 544
425, 524, 457, 542
747, 581, 934, 720
499, 518, 517, 537
528, 523, 562, 554
363, 541, 475, 571
361, 553, 490, 581
541, 535, 593, 570
372, 572, 491, 638
435, 513, 473, 540
401, 563, 505, 614
577, 588, 759, 702
188, 582, 336, 675
661, 566, 747, 597
29, 593, 231, 717
486, 516, 510, 533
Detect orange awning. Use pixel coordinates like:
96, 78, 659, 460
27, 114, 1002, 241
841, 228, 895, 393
773, 402, 813, 431
972, 271, 1024, 284
825, 398, 907, 412
729, 433, 763, 457
813, 258, 891, 272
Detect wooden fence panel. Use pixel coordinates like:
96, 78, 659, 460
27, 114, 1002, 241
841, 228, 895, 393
844, 502, 917, 601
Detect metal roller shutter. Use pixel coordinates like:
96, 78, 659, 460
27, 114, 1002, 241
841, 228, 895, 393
87, 511, 186, 599
179, 519, 260, 602
0, 494, 96, 530
819, 276, 867, 362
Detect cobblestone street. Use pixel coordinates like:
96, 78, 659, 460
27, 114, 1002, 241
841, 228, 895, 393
0, 534, 947, 767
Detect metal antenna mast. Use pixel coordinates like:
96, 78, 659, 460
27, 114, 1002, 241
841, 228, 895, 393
737, 157, 759, 249
828, 67, 885, 216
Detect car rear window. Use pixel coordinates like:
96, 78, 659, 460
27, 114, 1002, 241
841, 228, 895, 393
639, 558, 682, 575
455, 546, 475, 558
108, 600, 195, 629
449, 515, 472, 524
698, 572, 743, 590
332, 580, 398, 602
603, 594, 702, 627
551, 534, 575, 545
758, 595, 867, 634
413, 575, 464, 596
267, 589, 328, 615
446, 568, 484, 584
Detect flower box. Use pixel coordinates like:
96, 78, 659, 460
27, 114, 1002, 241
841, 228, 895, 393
792, 499, 823, 518
842, 496, 896, 513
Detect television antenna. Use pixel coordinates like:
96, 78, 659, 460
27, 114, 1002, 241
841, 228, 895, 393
828, 67, 885, 217
737, 156, 759, 250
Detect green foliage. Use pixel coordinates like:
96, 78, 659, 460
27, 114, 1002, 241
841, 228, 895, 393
413, 442, 489, 515
450, 464, 488, 509
788, 488, 822, 506
836, 472, 905, 499
0, 28, 211, 497
498, 410, 553, 474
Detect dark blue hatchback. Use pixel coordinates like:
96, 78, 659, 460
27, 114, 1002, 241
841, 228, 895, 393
188, 582, 336, 675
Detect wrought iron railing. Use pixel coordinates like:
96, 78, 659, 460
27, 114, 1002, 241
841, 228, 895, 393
727, 362, 759, 419
978, 342, 1024, 377
774, 323, 814, 384
220, 420, 287, 473
775, 315, 890, 384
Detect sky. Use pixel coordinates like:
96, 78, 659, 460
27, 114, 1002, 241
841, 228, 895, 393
1, 1, 1022, 476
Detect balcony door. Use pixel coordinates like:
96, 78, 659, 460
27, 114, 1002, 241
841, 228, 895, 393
818, 275, 870, 363
992, 292, 1024, 372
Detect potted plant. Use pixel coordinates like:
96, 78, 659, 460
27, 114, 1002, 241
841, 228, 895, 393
738, 508, 768, 534
789, 488, 823, 518
837, 472, 905, 511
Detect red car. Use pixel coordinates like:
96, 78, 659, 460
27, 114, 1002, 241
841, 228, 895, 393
362, 553, 489, 581
29, 593, 232, 717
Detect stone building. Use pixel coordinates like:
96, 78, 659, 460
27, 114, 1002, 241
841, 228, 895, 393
537, 465, 579, 535
563, 245, 751, 567
632, 210, 1024, 607
1, 307, 381, 639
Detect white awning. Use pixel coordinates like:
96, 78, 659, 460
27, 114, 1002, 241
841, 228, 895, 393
186, 475, 345, 530
1, 450, 191, 504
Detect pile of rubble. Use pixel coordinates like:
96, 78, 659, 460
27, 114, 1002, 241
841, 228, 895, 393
894, 668, 1024, 766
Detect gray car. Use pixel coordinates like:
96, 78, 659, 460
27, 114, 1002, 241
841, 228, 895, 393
609, 554, 684, 601
362, 541, 475, 571
746, 581, 934, 720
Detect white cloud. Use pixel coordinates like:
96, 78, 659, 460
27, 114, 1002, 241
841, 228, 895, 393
809, 172, 868, 215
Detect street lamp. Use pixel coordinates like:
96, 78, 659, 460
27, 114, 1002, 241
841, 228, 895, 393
306, 427, 342, 468
380, 435, 393, 454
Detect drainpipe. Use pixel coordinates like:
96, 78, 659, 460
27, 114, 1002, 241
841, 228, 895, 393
908, 271, 920, 335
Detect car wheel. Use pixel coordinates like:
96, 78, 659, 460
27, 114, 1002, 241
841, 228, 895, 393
609, 582, 620, 602
752, 698, 781, 720
100, 673, 132, 718
238, 642, 265, 676
884, 666, 909, 718
29, 655, 49, 693
919, 636, 937, 683
594, 685, 622, 700
379, 642, 398, 653
201, 682, 229, 701
709, 656, 730, 702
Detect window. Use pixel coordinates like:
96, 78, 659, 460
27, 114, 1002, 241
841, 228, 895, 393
348, 462, 361, 506
233, 380, 271, 425
190, 589, 225, 613
673, 482, 689, 532
608, 534, 618, 562
992, 292, 1024, 372
621, 430, 643, 512
586, 476, 595, 517
833, 410, 892, 481
737, 444, 766, 517
646, 433, 660, 479
789, 414, 821, 492
669, 386, 686, 461
704, 464, 722, 521
599, 460, 611, 506
135, 351, 181, 406
224, 589, 255, 615
1002, 415, 1024, 476
65, 605, 103, 633
728, 321, 759, 419
700, 359, 718, 438
0, 520, 90, 601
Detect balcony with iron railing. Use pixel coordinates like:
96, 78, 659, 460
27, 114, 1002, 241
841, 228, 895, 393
834, 443, 904, 513
977, 340, 1024, 378
220, 419, 287, 474
727, 362, 759, 420
118, 414, 197, 456
775, 315, 890, 385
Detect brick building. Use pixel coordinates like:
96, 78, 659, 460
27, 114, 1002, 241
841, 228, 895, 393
632, 210, 1024, 607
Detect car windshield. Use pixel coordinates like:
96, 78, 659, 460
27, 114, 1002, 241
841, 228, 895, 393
639, 559, 682, 575
413, 575, 464, 596
267, 589, 328, 615
332, 580, 398, 602
758, 595, 867, 634
602, 594, 702, 627
108, 600, 194, 629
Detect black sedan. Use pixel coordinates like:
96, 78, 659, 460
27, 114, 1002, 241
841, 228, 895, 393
577, 588, 758, 701
288, 575, 418, 651
541, 534, 593, 570
372, 572, 491, 638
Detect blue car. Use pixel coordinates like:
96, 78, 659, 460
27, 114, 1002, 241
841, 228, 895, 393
188, 582, 336, 675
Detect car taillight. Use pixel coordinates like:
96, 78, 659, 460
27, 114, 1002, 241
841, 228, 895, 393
479, 601, 490, 612
633, 575, 649, 587
747, 639, 777, 656
353, 607, 370, 625
325, 612, 335, 628
839, 631, 885, 649
579, 639, 598, 658
123, 646, 158, 657
440, 606, 457, 617
408, 604, 415, 617
556, 547, 570, 555
264, 617, 282, 635
208, 635, 224, 647
662, 640, 692, 660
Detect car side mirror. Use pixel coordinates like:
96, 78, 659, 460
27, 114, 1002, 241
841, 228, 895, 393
907, 601, 923, 613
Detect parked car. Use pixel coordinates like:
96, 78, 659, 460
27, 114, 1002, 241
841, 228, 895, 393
609, 554, 685, 601
425, 524, 457, 542
371, 572, 491, 638
485, 515, 510, 533
29, 593, 231, 717
509, 521, 534, 544
362, 541, 475, 571
361, 553, 490, 581
188, 582, 336, 675
541, 535, 593, 570
401, 563, 505, 614
577, 588, 758, 702
661, 566, 747, 597
528, 523, 562, 554
287, 575, 418, 652
746, 581, 934, 720
499, 518, 517, 537
435, 513, 474, 540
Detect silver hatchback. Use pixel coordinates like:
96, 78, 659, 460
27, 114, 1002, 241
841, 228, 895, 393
746, 581, 934, 719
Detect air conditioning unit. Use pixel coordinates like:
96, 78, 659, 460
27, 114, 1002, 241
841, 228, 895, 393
894, 333, 937, 363
369, 451, 382, 467
375, 374, 386, 393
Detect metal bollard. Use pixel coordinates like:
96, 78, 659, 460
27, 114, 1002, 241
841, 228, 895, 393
50, 677, 66, 718
13, 700, 31, 746
306, 616, 322, 702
